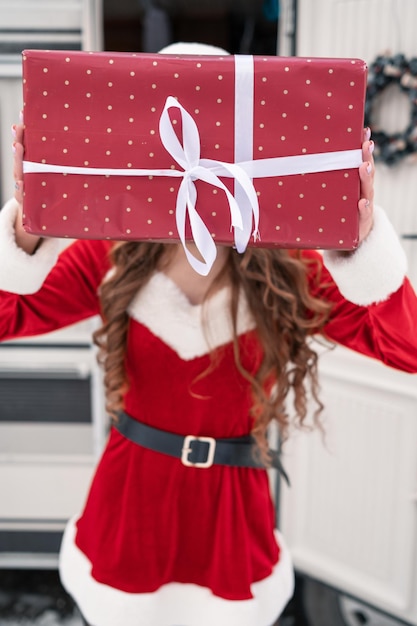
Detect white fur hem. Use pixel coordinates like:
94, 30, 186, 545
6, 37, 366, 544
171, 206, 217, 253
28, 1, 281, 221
323, 205, 407, 305
59, 516, 294, 626
0, 198, 60, 294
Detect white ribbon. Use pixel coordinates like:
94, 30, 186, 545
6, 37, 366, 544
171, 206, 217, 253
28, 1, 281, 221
234, 55, 256, 253
24, 149, 363, 179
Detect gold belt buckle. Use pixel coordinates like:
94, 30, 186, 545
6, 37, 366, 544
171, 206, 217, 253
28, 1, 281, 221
181, 435, 216, 468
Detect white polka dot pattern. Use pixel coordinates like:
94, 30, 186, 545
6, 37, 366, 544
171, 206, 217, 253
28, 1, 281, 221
21, 50, 367, 249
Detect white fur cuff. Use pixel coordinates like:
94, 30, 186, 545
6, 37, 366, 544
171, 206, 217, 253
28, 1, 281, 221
322, 205, 408, 306
0, 198, 60, 294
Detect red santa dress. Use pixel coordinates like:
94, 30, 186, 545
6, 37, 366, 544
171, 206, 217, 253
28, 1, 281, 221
1, 198, 417, 626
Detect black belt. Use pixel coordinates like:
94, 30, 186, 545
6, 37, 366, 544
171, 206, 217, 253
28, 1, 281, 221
114, 411, 290, 485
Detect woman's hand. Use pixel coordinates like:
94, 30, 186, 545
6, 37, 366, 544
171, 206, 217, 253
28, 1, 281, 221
12, 119, 41, 254
357, 127, 375, 244
12, 122, 24, 206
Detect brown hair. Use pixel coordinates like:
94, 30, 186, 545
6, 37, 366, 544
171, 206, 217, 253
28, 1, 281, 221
93, 242, 331, 460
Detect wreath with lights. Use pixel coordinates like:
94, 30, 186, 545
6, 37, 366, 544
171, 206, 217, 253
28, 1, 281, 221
364, 53, 417, 166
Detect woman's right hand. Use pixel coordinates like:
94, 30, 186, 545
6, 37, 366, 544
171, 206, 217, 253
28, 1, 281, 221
12, 120, 41, 253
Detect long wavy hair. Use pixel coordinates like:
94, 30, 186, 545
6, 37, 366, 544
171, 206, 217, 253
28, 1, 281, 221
93, 242, 332, 461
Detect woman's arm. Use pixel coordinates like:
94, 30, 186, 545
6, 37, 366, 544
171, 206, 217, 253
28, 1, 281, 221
305, 129, 417, 373
307, 244, 417, 374
0, 202, 112, 341
1, 124, 112, 341
306, 211, 417, 374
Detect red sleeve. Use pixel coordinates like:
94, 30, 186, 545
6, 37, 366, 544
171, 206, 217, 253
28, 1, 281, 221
304, 250, 417, 374
0, 239, 112, 341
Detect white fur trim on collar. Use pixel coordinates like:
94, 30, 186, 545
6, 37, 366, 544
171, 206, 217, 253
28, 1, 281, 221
322, 205, 407, 306
0, 198, 60, 294
127, 272, 255, 360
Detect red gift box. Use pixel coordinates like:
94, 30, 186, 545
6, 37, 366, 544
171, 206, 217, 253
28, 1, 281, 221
22, 50, 367, 270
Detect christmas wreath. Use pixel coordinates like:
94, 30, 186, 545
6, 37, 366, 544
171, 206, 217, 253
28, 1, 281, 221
364, 53, 417, 166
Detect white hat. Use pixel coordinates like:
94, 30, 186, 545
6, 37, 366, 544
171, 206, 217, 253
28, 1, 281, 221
158, 42, 229, 55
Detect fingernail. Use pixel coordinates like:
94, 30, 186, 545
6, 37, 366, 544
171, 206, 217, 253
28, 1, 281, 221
366, 162, 372, 174
19, 110, 24, 123
12, 142, 16, 153
11, 124, 16, 138
364, 127, 371, 141
365, 199, 370, 208
368, 140, 374, 154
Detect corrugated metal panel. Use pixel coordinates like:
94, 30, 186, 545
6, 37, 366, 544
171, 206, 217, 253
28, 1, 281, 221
294, 0, 417, 288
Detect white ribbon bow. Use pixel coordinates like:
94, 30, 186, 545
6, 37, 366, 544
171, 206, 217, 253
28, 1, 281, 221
159, 96, 260, 275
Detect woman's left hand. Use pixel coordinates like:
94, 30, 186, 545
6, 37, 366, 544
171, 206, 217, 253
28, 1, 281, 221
357, 127, 375, 244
